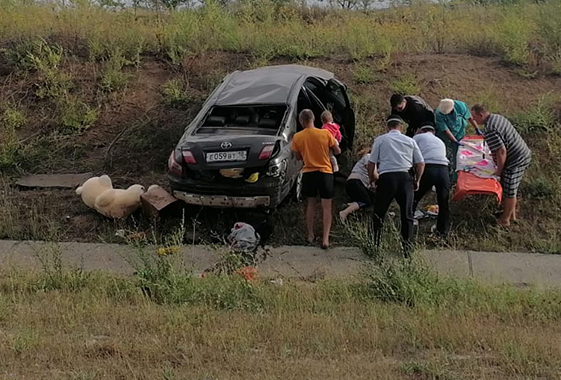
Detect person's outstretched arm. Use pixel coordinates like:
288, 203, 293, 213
412, 140, 425, 191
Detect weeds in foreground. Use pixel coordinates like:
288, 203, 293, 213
121, 215, 265, 307
34, 243, 91, 292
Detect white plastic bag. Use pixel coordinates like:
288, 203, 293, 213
227, 222, 261, 252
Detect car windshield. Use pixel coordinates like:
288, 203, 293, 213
195, 105, 287, 136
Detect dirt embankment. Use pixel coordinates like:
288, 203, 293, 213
2, 52, 561, 250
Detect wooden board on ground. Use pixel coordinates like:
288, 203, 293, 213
16, 173, 93, 189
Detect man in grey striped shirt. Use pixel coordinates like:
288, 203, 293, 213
471, 104, 531, 227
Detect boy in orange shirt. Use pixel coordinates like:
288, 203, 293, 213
291, 109, 341, 249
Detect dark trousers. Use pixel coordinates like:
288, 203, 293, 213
413, 164, 451, 236
372, 172, 415, 251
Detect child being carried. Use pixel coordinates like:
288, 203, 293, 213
321, 111, 342, 172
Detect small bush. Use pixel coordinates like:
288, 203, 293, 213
512, 95, 557, 133
27, 40, 74, 101
1, 106, 26, 129
59, 97, 99, 133
352, 64, 377, 84
390, 73, 421, 95
100, 49, 131, 92
161, 79, 189, 108
0, 105, 26, 171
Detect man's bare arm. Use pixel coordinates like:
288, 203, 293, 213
414, 162, 425, 191
493, 146, 507, 176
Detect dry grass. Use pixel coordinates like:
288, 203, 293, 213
1, 1, 561, 70
1, 268, 561, 379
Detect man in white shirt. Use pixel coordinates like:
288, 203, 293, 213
368, 115, 425, 255
413, 124, 451, 237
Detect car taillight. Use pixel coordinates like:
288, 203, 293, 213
182, 150, 197, 164
259, 144, 275, 160
168, 151, 183, 177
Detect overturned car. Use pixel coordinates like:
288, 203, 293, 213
168, 65, 355, 209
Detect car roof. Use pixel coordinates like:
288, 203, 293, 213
215, 65, 334, 106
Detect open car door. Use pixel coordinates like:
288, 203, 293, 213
326, 78, 355, 151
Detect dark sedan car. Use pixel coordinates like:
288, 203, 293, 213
168, 65, 355, 209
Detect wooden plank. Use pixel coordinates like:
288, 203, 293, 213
16, 173, 94, 189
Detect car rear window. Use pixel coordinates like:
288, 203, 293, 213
196, 105, 287, 135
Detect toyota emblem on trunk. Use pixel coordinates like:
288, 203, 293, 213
221, 142, 232, 149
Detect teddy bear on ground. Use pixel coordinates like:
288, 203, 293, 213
94, 184, 146, 219
76, 175, 113, 209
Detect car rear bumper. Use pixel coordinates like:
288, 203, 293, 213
168, 174, 292, 209
173, 191, 270, 208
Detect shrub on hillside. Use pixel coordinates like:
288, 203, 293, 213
100, 48, 132, 92
161, 79, 190, 108
0, 105, 26, 171
59, 97, 99, 133
390, 74, 421, 95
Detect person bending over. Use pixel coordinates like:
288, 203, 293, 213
390, 94, 436, 137
471, 104, 531, 227
368, 115, 425, 255
413, 125, 451, 237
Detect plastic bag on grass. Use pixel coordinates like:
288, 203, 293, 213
227, 222, 261, 252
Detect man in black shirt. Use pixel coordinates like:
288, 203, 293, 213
390, 94, 436, 137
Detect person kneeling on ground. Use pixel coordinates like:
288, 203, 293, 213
368, 115, 425, 255
339, 148, 373, 222
320, 110, 342, 173
471, 104, 532, 227
291, 109, 341, 249
413, 125, 451, 237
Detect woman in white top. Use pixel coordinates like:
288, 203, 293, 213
340, 148, 373, 221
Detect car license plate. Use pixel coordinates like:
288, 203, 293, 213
206, 151, 247, 163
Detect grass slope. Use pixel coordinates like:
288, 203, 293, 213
1, 2, 561, 252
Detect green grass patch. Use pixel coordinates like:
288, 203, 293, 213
161, 79, 190, 108
390, 73, 421, 95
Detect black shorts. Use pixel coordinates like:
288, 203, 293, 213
346, 179, 372, 208
302, 171, 334, 199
